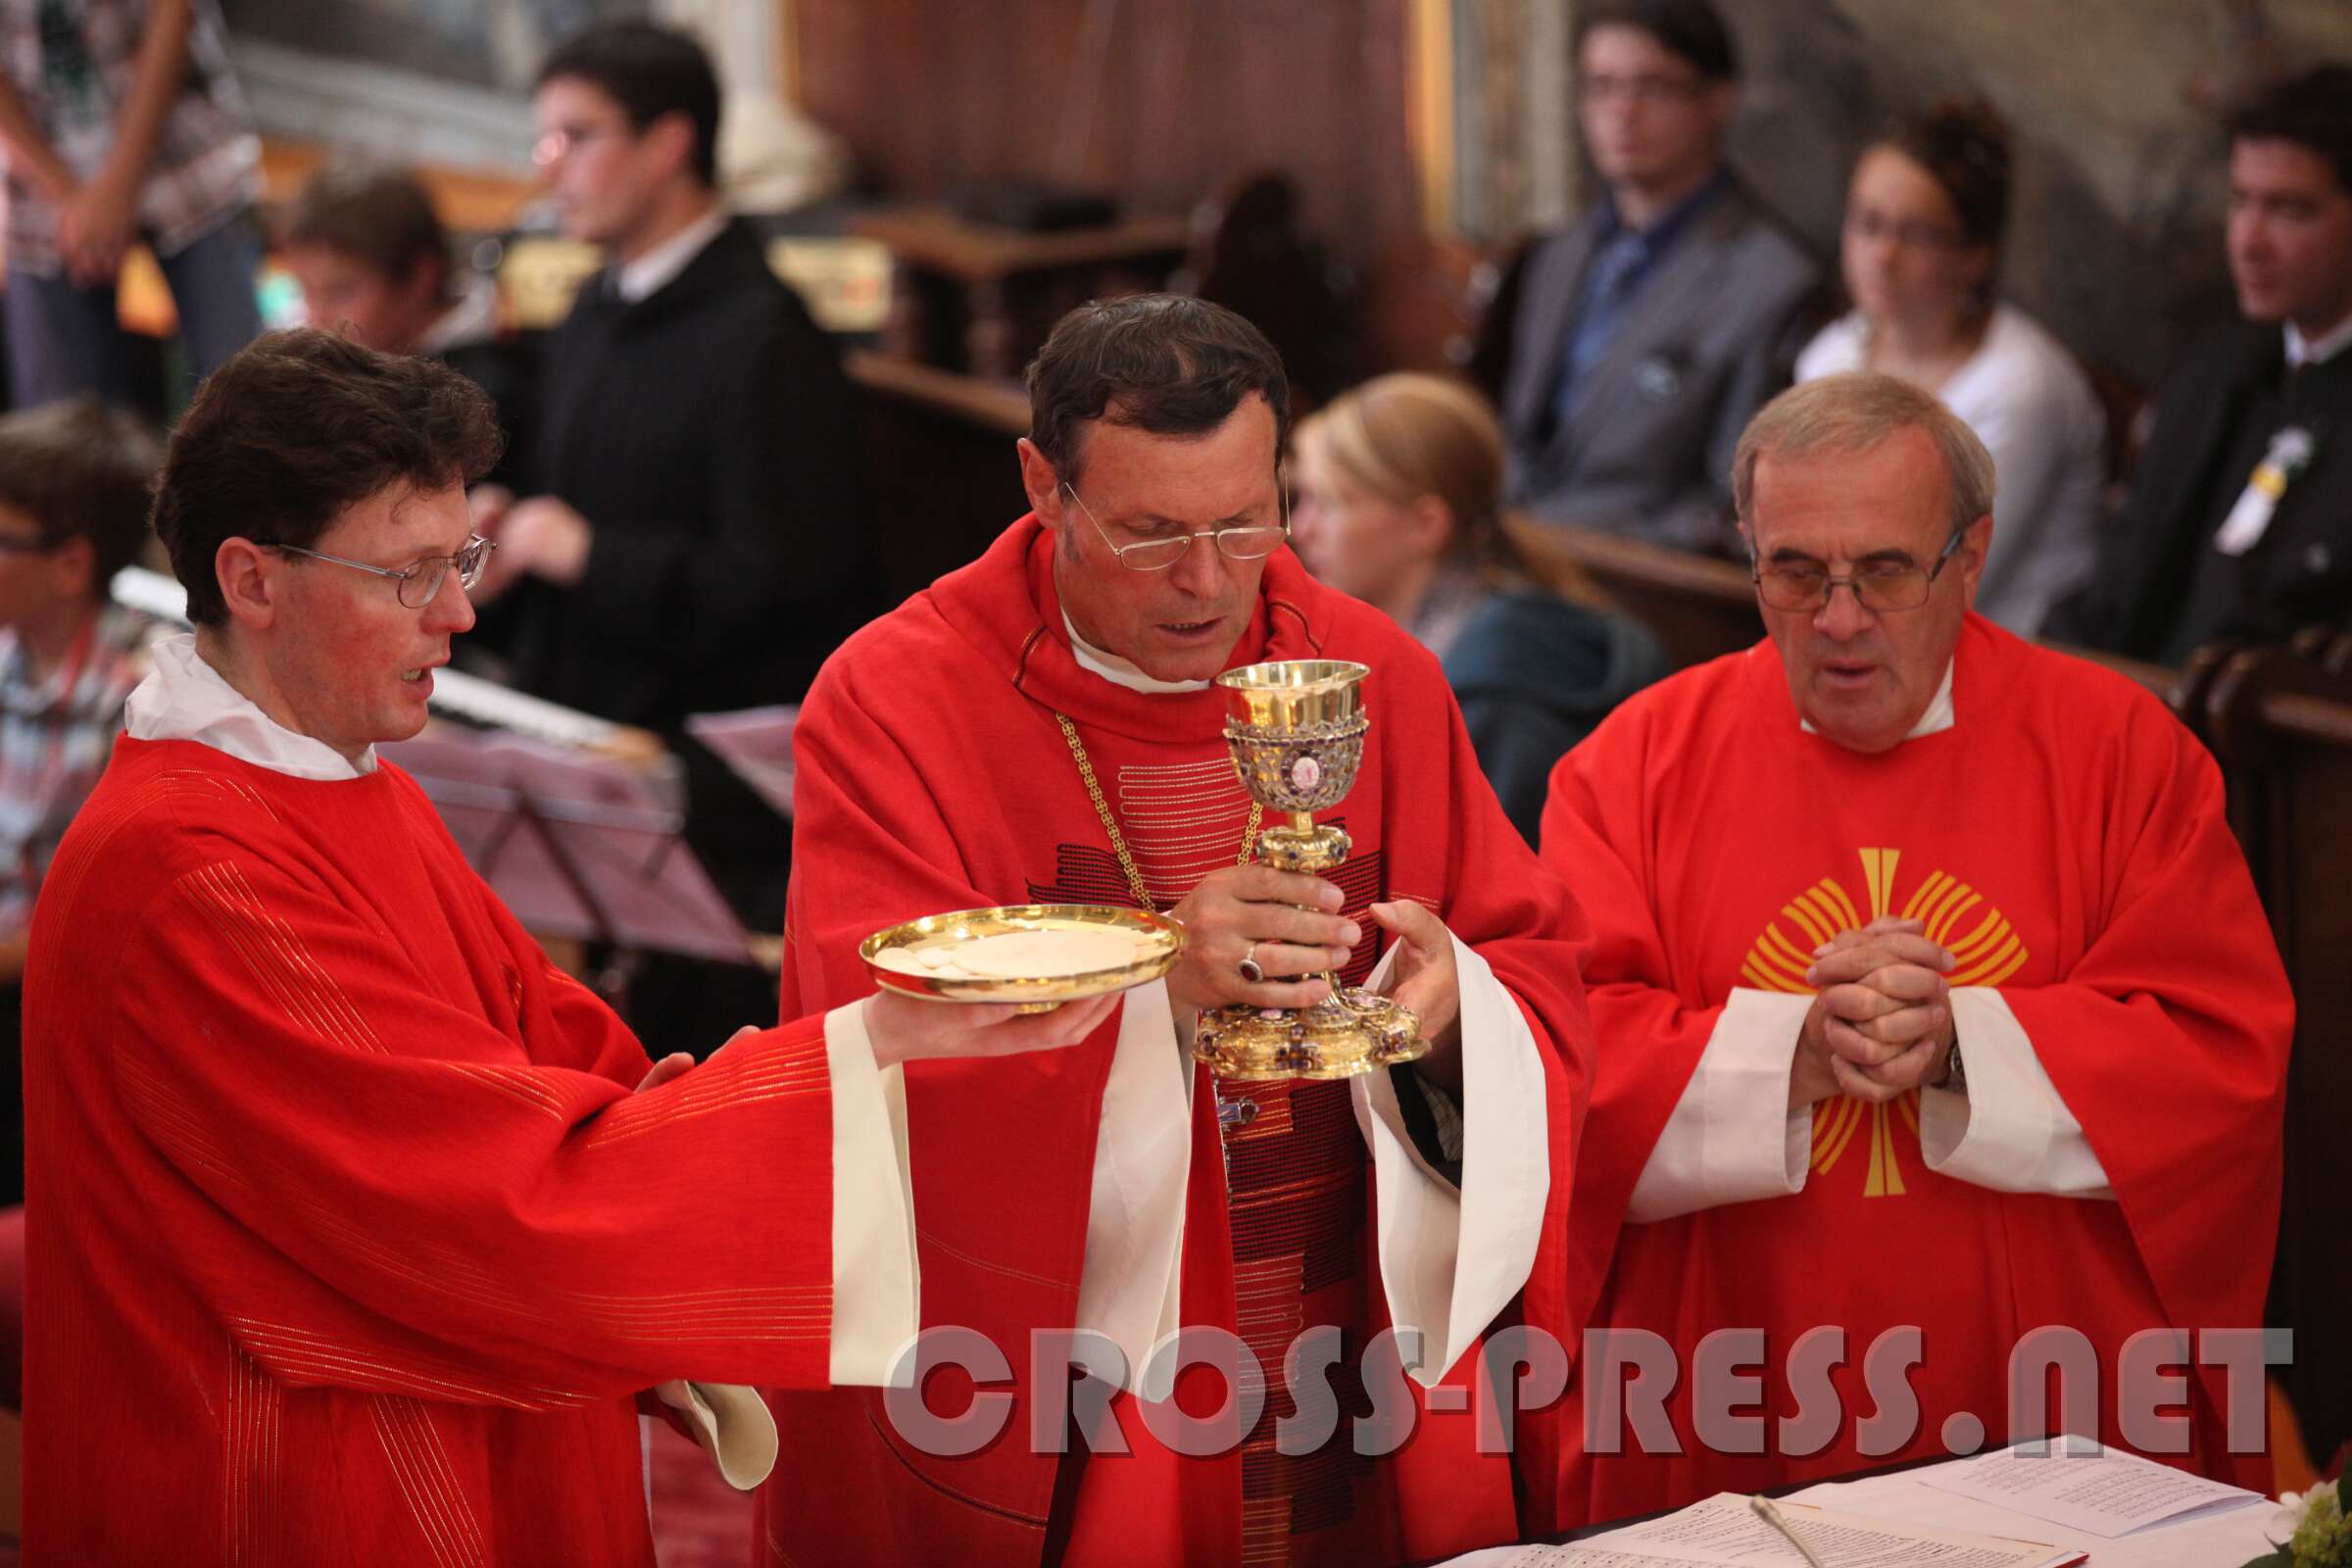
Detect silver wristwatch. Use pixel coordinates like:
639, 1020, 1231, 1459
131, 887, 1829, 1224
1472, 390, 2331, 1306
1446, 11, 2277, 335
1935, 1033, 1967, 1095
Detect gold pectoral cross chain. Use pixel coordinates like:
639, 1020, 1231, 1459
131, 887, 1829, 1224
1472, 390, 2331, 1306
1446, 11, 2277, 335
1054, 711, 1261, 911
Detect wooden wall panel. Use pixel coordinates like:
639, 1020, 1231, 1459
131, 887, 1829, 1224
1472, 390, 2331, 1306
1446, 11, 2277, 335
791, 0, 1419, 270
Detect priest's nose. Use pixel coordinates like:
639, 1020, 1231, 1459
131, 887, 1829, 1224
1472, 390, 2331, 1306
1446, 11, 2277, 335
1813, 580, 1874, 640
425, 568, 477, 634
1169, 535, 1232, 598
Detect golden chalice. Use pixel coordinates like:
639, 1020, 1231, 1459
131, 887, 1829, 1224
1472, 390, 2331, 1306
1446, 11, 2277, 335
1191, 660, 1425, 1080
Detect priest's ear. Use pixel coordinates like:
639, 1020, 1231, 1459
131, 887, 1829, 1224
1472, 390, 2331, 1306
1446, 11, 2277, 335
213, 537, 290, 631
1016, 438, 1067, 528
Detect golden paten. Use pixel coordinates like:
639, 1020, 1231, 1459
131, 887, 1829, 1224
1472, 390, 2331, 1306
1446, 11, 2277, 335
1192, 660, 1426, 1080
860, 904, 1185, 1013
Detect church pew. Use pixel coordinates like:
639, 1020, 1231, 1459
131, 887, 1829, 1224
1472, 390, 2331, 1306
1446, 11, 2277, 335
2196, 638, 2352, 1476
2043, 642, 2183, 708
1507, 518, 1763, 670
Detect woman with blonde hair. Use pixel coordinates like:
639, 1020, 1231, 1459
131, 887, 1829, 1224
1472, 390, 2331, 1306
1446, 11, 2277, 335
1291, 372, 1664, 843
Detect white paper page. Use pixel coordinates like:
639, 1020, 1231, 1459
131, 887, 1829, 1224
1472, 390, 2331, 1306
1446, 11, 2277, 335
1920, 1440, 2267, 1538
1788, 1463, 2287, 1567
1465, 1494, 2075, 1568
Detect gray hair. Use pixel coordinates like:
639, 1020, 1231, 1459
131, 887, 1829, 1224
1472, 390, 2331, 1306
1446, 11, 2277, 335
1731, 372, 1995, 539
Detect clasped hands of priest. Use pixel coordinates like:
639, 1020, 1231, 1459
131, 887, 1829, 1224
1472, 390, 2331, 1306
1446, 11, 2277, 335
1789, 915, 1958, 1108
1163, 864, 1465, 1098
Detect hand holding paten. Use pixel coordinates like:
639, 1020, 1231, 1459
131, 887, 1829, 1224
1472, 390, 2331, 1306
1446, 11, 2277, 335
864, 989, 1119, 1070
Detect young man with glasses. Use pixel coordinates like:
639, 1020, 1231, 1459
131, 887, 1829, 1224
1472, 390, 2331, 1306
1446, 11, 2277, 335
1538, 372, 2290, 1521
470, 21, 873, 1060
1491, 0, 1821, 552
20, 329, 1114, 1566
764, 295, 1594, 1565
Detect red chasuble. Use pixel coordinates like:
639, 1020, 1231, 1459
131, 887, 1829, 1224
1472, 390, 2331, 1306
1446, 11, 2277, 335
1538, 616, 2291, 1524
760, 517, 1592, 1567
24, 738, 855, 1566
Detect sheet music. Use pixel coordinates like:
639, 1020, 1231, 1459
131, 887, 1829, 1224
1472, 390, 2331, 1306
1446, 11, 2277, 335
1784, 1454, 2287, 1567
1920, 1438, 2268, 1538
1474, 1494, 2077, 1568
381, 730, 751, 965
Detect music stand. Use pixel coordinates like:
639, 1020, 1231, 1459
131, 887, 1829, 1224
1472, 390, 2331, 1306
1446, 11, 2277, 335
381, 731, 755, 1014
683, 705, 800, 820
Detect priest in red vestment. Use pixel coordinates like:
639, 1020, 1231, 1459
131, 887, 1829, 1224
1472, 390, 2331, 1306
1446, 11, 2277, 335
761, 296, 1593, 1566
22, 329, 1112, 1566
1539, 372, 2293, 1525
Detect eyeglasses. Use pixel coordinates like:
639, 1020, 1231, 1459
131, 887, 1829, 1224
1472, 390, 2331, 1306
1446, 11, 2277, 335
1061, 481, 1290, 572
1578, 72, 1707, 105
272, 534, 495, 609
531, 123, 627, 168
1842, 208, 1969, 253
1751, 528, 1966, 613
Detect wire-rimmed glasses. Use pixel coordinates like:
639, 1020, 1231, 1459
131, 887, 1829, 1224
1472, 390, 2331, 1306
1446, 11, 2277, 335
272, 534, 496, 609
1750, 527, 1966, 613
1061, 481, 1290, 571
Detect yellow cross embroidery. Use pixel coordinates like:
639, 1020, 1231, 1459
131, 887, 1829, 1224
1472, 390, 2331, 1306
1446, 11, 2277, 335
1737, 849, 2029, 1197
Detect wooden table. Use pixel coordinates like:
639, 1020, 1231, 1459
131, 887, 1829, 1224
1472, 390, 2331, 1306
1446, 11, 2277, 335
848, 204, 1190, 378
845, 348, 1031, 601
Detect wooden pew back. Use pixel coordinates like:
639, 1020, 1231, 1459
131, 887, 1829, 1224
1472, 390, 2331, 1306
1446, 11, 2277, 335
1507, 517, 1763, 669
2193, 637, 2352, 1473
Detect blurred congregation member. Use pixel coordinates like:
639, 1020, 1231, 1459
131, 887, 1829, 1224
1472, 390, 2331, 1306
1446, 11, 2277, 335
471, 18, 866, 726
2047, 65, 2352, 662
0, 0, 262, 407
279, 163, 533, 485
473, 20, 873, 1042
0, 397, 164, 1205
1540, 373, 2288, 1521
1291, 372, 1666, 844
1495, 0, 1820, 552
1797, 100, 2105, 638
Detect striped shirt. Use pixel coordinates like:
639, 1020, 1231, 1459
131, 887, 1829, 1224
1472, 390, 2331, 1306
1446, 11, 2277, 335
0, 600, 166, 930
0, 0, 260, 277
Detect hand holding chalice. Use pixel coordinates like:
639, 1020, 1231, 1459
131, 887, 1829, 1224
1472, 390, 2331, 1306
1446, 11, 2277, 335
1190, 660, 1426, 1080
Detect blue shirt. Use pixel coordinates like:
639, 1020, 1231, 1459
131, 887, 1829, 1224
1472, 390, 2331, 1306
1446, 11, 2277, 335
1551, 170, 1731, 428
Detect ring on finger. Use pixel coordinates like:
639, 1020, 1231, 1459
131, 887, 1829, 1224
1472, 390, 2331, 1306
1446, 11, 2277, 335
1238, 943, 1267, 985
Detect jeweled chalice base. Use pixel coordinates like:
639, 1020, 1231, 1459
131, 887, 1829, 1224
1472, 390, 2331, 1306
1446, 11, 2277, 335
1192, 989, 1426, 1081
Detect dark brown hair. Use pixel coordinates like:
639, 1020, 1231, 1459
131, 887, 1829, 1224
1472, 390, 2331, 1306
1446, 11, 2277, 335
1573, 0, 1739, 81
2228, 65, 2352, 194
154, 329, 503, 626
1878, 97, 2012, 255
538, 20, 722, 189
280, 163, 450, 294
1025, 295, 1290, 488
0, 398, 161, 592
